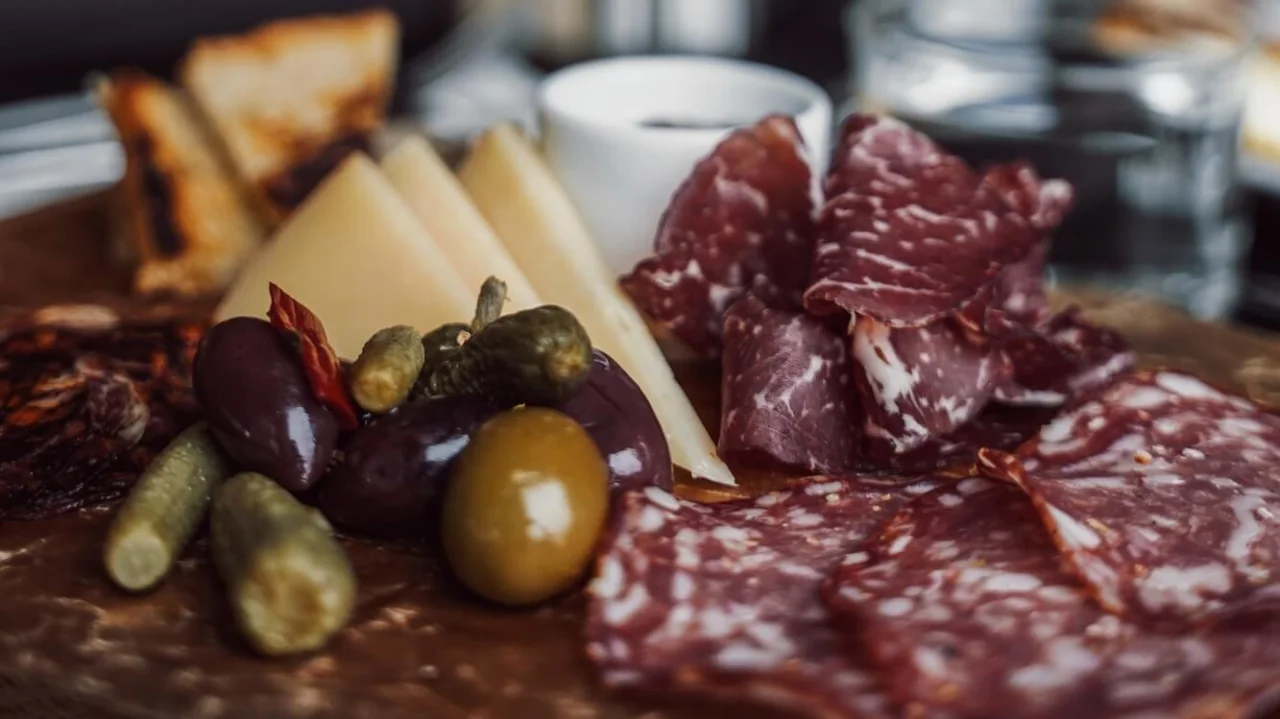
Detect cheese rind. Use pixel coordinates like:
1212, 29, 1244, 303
380, 136, 541, 310
214, 154, 474, 359
458, 124, 735, 486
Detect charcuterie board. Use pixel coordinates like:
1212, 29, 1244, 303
2, 177, 1280, 718
7, 10, 1280, 714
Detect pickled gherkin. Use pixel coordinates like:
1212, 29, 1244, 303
104, 424, 230, 592
210, 472, 356, 657
470, 276, 508, 333
349, 325, 425, 413
419, 276, 508, 374
426, 305, 593, 406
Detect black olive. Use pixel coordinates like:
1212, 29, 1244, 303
316, 394, 503, 538
193, 317, 339, 492
555, 350, 673, 493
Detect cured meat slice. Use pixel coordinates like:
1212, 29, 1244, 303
586, 476, 940, 719
621, 115, 815, 357
882, 404, 1057, 475
982, 162, 1073, 328
980, 370, 1280, 628
851, 316, 1006, 454
804, 115, 1040, 328
0, 310, 203, 519
718, 294, 859, 474
983, 161, 1075, 235
993, 310, 1134, 407
824, 479, 1280, 719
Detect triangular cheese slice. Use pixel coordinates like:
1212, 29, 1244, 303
215, 153, 473, 359
380, 135, 541, 310
457, 124, 735, 486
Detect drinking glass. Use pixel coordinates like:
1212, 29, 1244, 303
848, 0, 1254, 318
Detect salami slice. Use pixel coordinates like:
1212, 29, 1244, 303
804, 115, 1040, 328
851, 316, 1006, 454
621, 115, 815, 357
586, 477, 939, 718
993, 310, 1134, 407
824, 479, 1280, 718
719, 294, 860, 474
980, 370, 1280, 628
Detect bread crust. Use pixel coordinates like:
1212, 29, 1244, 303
95, 72, 264, 297
179, 9, 400, 226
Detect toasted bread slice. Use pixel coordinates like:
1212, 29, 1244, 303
94, 71, 265, 297
179, 10, 399, 226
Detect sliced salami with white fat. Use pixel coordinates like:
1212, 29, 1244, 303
719, 294, 860, 474
980, 370, 1280, 628
824, 479, 1280, 719
586, 477, 939, 719
621, 115, 815, 357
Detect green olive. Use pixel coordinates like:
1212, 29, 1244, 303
441, 407, 608, 606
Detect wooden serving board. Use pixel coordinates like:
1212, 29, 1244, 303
0, 193, 1278, 719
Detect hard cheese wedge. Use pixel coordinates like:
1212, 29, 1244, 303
214, 153, 474, 359
381, 136, 541, 311
458, 124, 736, 486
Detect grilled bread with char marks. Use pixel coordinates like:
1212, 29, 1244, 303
179, 9, 400, 227
95, 72, 265, 298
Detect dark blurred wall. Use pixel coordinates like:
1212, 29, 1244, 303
0, 0, 458, 103
751, 0, 848, 92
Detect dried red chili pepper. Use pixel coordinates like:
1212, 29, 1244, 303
267, 283, 359, 430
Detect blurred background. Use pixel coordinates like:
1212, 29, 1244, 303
0, 0, 1277, 327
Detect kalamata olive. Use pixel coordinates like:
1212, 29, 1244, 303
316, 395, 502, 538
193, 317, 339, 493
555, 350, 672, 492
442, 407, 608, 606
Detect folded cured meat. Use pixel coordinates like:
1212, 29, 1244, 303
718, 294, 860, 474
980, 161, 1074, 328
883, 404, 1058, 475
717, 293, 1056, 476
851, 316, 1008, 454
825, 479, 1280, 718
803, 116, 1069, 453
980, 371, 1280, 628
586, 477, 939, 718
621, 115, 815, 357
804, 115, 1043, 328
0, 308, 203, 519
993, 310, 1134, 407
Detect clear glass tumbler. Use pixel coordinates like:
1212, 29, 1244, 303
848, 0, 1254, 318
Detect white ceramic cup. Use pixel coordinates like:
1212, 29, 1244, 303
538, 56, 833, 275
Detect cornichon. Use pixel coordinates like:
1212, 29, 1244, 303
471, 276, 508, 333
349, 325, 425, 413
416, 276, 508, 389
425, 305, 593, 406
210, 472, 356, 657
103, 423, 230, 593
